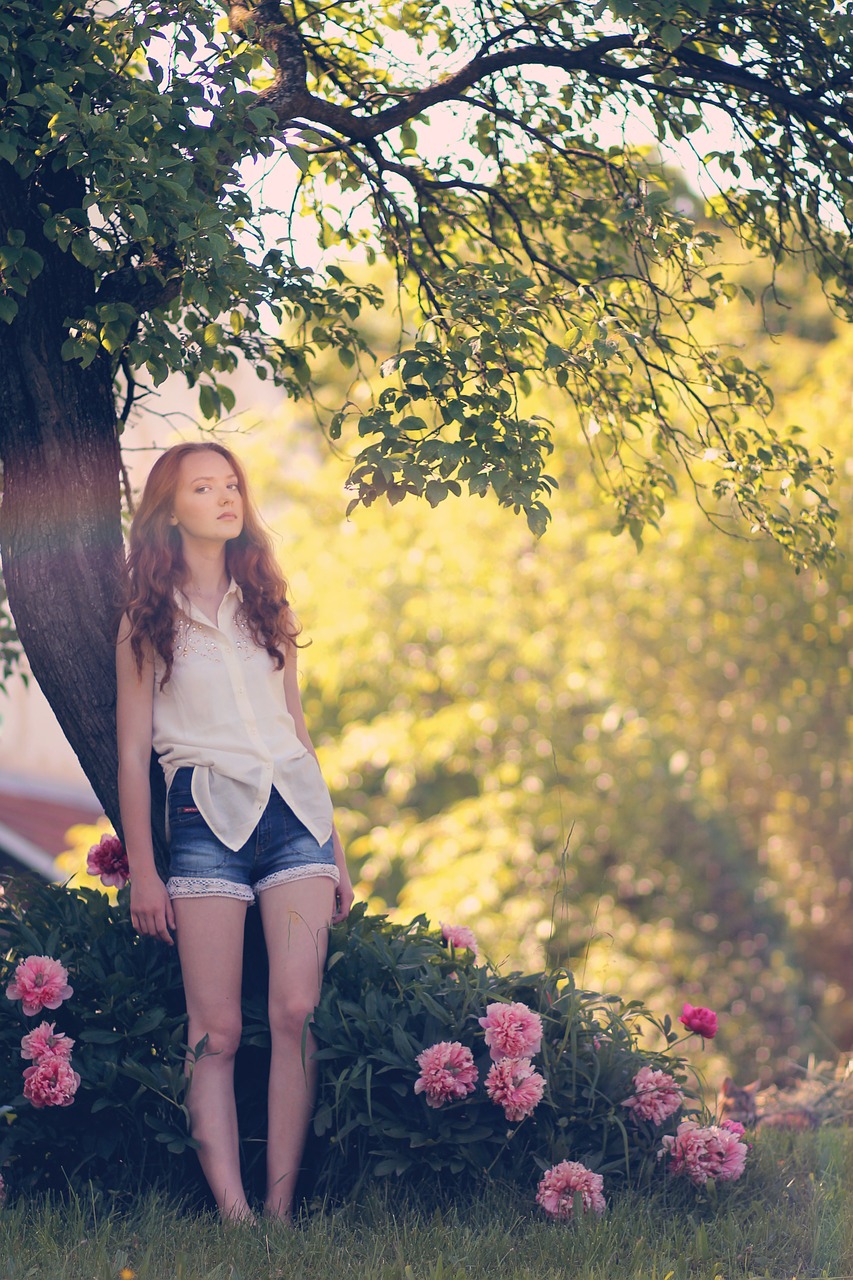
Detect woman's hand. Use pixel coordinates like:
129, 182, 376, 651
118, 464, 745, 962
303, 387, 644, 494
329, 820, 354, 925
332, 867, 354, 925
130, 870, 176, 944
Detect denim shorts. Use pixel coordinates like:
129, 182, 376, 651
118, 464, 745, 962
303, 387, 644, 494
165, 767, 340, 904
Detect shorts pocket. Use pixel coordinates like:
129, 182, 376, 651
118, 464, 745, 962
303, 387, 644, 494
168, 772, 204, 828
171, 803, 204, 828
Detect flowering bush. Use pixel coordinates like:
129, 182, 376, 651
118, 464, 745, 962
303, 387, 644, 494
658, 1120, 748, 1186
535, 1159, 606, 1219
0, 880, 195, 1199
0, 885, 741, 1211
307, 905, 714, 1203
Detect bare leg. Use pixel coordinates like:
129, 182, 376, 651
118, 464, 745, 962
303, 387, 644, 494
173, 895, 253, 1222
259, 877, 335, 1221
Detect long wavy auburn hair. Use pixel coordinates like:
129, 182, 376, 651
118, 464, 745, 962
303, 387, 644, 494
121, 442, 299, 686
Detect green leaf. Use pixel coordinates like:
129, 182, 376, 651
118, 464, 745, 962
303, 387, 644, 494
659, 23, 683, 52
130, 1007, 166, 1036
198, 383, 218, 420
70, 235, 99, 268
128, 204, 149, 233
286, 144, 310, 173
79, 1028, 125, 1044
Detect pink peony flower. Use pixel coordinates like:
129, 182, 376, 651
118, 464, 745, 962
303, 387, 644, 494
720, 1118, 746, 1137
536, 1160, 606, 1220
484, 1057, 545, 1122
20, 1021, 74, 1063
22, 1056, 81, 1109
86, 833, 130, 888
414, 1041, 478, 1108
440, 922, 479, 957
478, 1001, 543, 1062
659, 1119, 748, 1186
622, 1066, 683, 1126
5, 956, 73, 1017
679, 1003, 718, 1039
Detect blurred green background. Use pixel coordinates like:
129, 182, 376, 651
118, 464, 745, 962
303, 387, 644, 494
222, 228, 853, 1088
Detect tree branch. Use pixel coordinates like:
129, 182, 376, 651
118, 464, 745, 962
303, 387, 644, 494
96, 248, 183, 314
675, 46, 853, 154
229, 3, 851, 156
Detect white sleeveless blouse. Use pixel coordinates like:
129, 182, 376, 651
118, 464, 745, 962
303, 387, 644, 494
152, 580, 334, 851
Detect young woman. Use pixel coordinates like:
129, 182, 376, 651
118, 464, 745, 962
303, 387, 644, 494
116, 442, 354, 1224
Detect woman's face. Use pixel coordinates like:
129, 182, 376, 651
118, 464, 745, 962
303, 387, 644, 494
170, 450, 244, 545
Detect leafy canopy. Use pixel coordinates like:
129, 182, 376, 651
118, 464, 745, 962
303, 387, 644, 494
1, 0, 851, 562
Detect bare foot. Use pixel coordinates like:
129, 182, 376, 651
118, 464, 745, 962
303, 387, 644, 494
263, 1204, 295, 1227
220, 1203, 257, 1227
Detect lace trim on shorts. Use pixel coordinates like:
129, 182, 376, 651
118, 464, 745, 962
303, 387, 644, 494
166, 876, 255, 902
253, 863, 341, 895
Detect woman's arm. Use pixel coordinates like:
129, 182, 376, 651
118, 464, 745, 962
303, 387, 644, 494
116, 613, 175, 944
282, 629, 354, 924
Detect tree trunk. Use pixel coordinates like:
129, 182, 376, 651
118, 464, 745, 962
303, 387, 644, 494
0, 161, 167, 867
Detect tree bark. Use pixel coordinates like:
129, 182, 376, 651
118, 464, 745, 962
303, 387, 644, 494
0, 161, 167, 868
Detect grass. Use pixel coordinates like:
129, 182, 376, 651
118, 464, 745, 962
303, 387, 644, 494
1, 1129, 852, 1280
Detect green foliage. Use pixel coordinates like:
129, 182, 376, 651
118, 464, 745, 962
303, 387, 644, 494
0, 881, 193, 1198
0, 0, 381, 391
1, 0, 849, 562
240, 262, 852, 1075
341, 264, 560, 535
0, 882, 703, 1205
335, 167, 833, 560
310, 905, 698, 1199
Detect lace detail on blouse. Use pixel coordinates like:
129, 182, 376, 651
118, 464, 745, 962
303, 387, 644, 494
173, 616, 222, 662
173, 605, 256, 663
